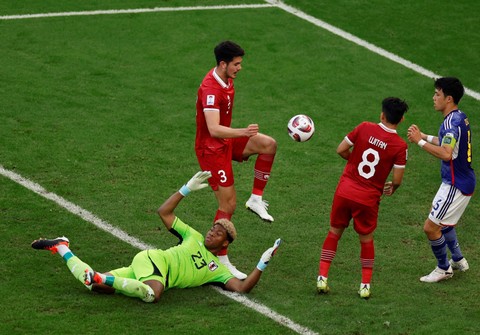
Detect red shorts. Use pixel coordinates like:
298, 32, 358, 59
330, 194, 379, 235
196, 137, 249, 191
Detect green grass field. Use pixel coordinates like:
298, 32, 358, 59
1, 1, 479, 334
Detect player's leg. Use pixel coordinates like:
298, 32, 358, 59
31, 237, 96, 290
213, 185, 247, 279
86, 250, 165, 302
443, 226, 469, 271
317, 195, 349, 294
353, 202, 377, 299
419, 218, 453, 283
421, 183, 470, 282
197, 145, 247, 279
239, 134, 277, 222
358, 233, 374, 299
86, 272, 159, 303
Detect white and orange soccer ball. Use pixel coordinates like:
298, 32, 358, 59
287, 114, 315, 142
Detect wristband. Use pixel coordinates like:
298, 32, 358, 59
426, 135, 434, 143
179, 185, 191, 197
417, 139, 427, 148
256, 261, 267, 271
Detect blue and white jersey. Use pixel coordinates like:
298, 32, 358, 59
439, 109, 476, 195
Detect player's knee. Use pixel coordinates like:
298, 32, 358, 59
265, 137, 277, 154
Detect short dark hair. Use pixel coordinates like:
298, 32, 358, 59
382, 97, 408, 124
214, 41, 245, 65
434, 77, 464, 104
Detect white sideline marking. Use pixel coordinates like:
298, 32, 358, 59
0, 165, 318, 335
265, 0, 480, 101
0, 4, 273, 20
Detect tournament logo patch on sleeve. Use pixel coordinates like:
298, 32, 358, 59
442, 133, 456, 147
206, 95, 215, 106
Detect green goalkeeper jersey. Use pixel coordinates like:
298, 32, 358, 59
149, 217, 234, 289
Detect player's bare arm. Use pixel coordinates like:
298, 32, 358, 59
224, 238, 280, 292
384, 167, 405, 196
158, 171, 212, 230
408, 124, 453, 161
336, 139, 352, 160
157, 191, 184, 230
204, 111, 258, 138
224, 269, 263, 293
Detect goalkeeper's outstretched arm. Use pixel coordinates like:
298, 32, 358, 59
157, 171, 212, 230
224, 239, 281, 293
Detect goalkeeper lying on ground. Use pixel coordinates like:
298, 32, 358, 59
31, 171, 281, 303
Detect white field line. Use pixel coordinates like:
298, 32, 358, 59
0, 4, 273, 20
0, 165, 318, 335
264, 0, 480, 101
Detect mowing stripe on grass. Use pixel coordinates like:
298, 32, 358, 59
0, 4, 274, 20
265, 0, 480, 101
0, 165, 318, 335
2, 1, 478, 101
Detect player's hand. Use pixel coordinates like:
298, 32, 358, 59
179, 171, 212, 196
383, 181, 394, 196
246, 124, 259, 137
257, 238, 281, 271
407, 124, 422, 143
186, 171, 212, 192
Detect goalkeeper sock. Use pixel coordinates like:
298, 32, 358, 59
252, 153, 275, 195
429, 235, 449, 270
318, 231, 340, 277
360, 240, 374, 284
104, 276, 155, 302
442, 226, 464, 262
63, 253, 93, 291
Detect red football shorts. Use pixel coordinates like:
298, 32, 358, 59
196, 137, 249, 191
330, 194, 379, 235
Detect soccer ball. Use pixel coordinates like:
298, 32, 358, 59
287, 114, 315, 142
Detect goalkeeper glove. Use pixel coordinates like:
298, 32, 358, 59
257, 238, 281, 271
179, 171, 212, 196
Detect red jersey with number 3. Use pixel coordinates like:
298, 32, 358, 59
195, 68, 235, 152
335, 122, 407, 206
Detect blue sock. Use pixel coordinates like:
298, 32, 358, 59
429, 235, 449, 270
442, 226, 464, 262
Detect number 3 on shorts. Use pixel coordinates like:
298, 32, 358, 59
218, 170, 227, 183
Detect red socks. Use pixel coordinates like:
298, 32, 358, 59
318, 231, 340, 277
252, 154, 275, 195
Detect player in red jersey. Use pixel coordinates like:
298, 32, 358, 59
316, 97, 409, 298
195, 41, 277, 279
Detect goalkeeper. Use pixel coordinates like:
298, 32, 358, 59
31, 171, 281, 303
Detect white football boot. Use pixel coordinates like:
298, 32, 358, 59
245, 195, 274, 222
420, 266, 453, 283
449, 258, 469, 272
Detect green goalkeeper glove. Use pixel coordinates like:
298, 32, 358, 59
179, 171, 212, 196
257, 238, 282, 271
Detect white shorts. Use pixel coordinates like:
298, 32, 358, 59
429, 183, 472, 226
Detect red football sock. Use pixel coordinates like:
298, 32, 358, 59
252, 154, 275, 196
214, 210, 232, 221
318, 231, 341, 277
360, 240, 375, 284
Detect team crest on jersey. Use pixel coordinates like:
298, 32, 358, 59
207, 95, 215, 106
208, 260, 219, 271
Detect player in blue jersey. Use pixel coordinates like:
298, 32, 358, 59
408, 77, 475, 283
